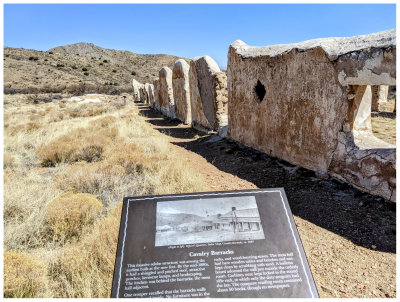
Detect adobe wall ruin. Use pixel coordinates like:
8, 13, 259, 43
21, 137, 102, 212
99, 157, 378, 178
147, 83, 155, 107
172, 59, 192, 124
371, 85, 389, 111
228, 29, 396, 201
132, 79, 143, 101
159, 67, 175, 118
189, 56, 228, 134
153, 78, 161, 110
139, 86, 147, 103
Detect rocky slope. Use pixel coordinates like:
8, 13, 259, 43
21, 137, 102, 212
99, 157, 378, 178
4, 43, 189, 94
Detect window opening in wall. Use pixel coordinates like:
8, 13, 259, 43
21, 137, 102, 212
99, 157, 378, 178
371, 85, 396, 145
254, 80, 266, 103
349, 85, 396, 147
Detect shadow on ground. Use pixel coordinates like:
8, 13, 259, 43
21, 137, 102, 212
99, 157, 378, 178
138, 104, 396, 253
371, 111, 396, 119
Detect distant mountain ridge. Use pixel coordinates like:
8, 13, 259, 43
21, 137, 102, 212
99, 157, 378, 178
156, 213, 204, 228
4, 42, 189, 94
49, 42, 118, 62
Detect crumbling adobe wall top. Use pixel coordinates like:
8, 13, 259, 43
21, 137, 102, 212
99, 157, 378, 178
231, 29, 395, 61
174, 59, 190, 74
193, 55, 221, 74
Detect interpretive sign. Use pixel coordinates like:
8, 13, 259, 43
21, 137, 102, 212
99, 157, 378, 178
111, 188, 319, 298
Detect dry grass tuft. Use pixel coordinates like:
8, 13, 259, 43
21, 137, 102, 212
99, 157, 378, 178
48, 202, 122, 298
54, 162, 125, 197
45, 192, 103, 242
36, 126, 119, 166
4, 251, 48, 298
36, 134, 81, 166
105, 142, 154, 174
3, 153, 17, 170
89, 115, 117, 128
6, 122, 42, 135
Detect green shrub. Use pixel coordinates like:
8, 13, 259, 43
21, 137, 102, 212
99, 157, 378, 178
84, 72, 89, 76
112, 70, 117, 73
131, 71, 136, 75
82, 67, 88, 71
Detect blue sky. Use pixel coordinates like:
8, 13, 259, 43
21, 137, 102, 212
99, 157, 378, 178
3, 4, 396, 69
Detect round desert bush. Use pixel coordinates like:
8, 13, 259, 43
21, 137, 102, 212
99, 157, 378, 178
36, 134, 81, 166
79, 145, 104, 162
36, 126, 117, 166
3, 153, 17, 170
89, 115, 117, 128
48, 203, 122, 297
45, 192, 103, 241
105, 142, 154, 174
54, 162, 125, 198
4, 251, 48, 298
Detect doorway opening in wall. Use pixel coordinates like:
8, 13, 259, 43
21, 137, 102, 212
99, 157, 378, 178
370, 85, 396, 146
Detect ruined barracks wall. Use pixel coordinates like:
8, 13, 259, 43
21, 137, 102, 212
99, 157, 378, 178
159, 67, 175, 118
132, 79, 143, 101
172, 59, 192, 124
228, 29, 396, 201
371, 85, 389, 111
189, 56, 228, 133
147, 83, 155, 107
139, 85, 147, 103
144, 83, 152, 105
153, 78, 161, 110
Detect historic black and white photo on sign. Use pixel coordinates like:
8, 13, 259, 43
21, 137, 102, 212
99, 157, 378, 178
155, 196, 265, 246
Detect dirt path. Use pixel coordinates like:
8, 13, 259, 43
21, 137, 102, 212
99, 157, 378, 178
137, 104, 396, 298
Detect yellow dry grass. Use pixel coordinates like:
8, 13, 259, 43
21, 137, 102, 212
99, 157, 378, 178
4, 251, 48, 298
46, 192, 103, 242
371, 114, 396, 145
371, 99, 396, 145
3, 94, 205, 297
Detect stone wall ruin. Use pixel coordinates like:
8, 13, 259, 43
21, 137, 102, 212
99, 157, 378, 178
371, 85, 389, 111
159, 67, 175, 118
228, 29, 396, 201
172, 59, 192, 124
153, 78, 161, 110
189, 56, 228, 134
132, 29, 396, 202
147, 83, 155, 107
139, 85, 147, 104
132, 79, 143, 101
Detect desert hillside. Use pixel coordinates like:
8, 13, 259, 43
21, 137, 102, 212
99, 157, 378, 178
4, 43, 188, 94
